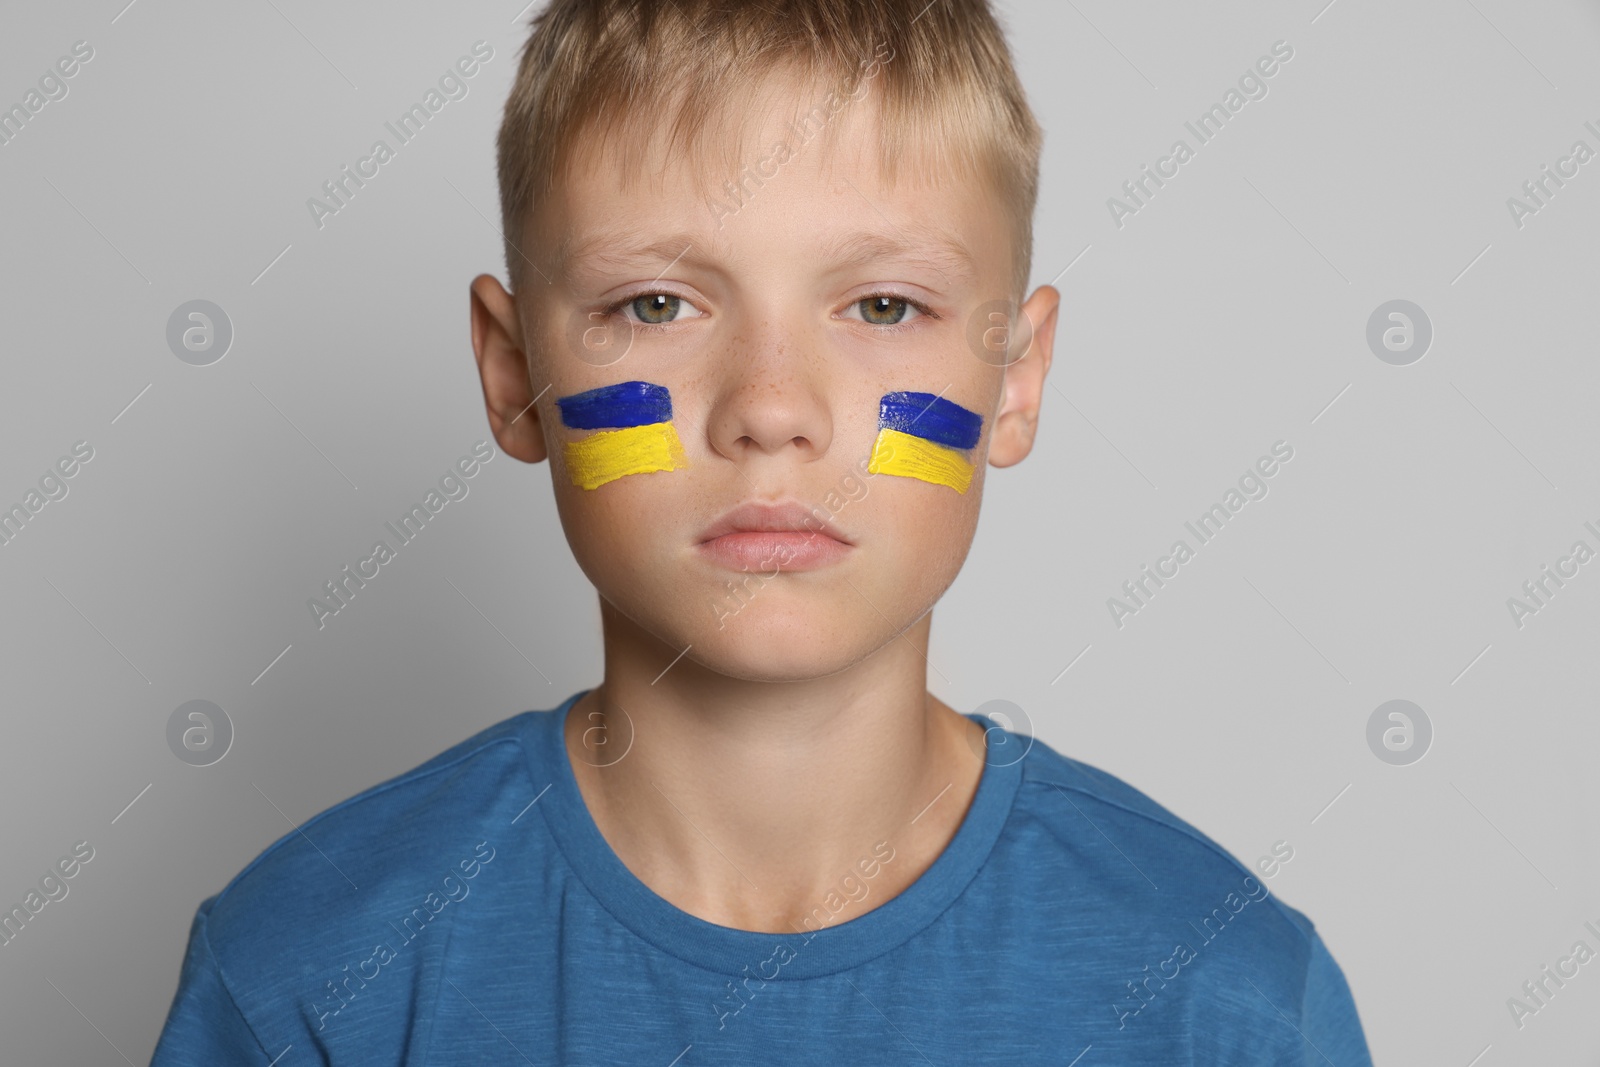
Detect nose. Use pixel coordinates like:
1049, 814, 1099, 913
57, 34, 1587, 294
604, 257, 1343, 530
704, 320, 834, 467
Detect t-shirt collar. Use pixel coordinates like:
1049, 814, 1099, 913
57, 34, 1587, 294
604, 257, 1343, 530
518, 688, 1025, 979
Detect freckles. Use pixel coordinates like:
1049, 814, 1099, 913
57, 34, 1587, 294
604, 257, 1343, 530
556, 381, 690, 490
865, 391, 983, 493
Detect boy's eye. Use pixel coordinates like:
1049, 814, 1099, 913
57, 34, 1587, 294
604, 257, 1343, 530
634, 293, 683, 324
851, 294, 927, 327
607, 292, 705, 326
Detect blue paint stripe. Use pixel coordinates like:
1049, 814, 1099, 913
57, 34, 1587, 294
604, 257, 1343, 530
877, 391, 982, 450
556, 381, 674, 429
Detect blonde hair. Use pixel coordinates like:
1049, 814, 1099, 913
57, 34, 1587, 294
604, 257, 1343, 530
496, 0, 1043, 301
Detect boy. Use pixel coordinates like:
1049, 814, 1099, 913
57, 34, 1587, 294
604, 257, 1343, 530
152, 0, 1373, 1062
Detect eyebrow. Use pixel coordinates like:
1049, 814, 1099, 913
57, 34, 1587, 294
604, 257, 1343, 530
818, 226, 978, 287
558, 229, 700, 276
559, 223, 978, 288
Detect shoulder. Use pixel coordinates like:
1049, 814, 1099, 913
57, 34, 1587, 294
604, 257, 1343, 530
1017, 739, 1292, 889
1000, 730, 1327, 1021
1011, 730, 1308, 927
196, 708, 558, 1018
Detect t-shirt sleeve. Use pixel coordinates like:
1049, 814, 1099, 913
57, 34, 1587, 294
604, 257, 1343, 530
1298, 930, 1373, 1066
149, 898, 271, 1066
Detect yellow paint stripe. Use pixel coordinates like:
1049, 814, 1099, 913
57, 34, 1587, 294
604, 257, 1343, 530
564, 421, 689, 490
867, 427, 975, 493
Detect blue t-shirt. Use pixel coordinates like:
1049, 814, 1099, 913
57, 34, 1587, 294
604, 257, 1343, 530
151, 691, 1372, 1065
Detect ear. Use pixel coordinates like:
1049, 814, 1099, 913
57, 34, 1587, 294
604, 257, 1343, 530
988, 284, 1059, 468
470, 273, 548, 464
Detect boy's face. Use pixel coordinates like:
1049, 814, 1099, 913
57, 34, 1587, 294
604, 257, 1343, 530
471, 72, 1058, 682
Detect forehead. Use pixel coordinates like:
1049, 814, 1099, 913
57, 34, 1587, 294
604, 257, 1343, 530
534, 68, 1005, 287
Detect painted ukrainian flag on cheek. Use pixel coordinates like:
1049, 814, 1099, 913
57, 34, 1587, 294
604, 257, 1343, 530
556, 381, 689, 490
867, 391, 984, 494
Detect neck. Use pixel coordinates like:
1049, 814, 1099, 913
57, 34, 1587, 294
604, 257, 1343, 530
563, 597, 984, 934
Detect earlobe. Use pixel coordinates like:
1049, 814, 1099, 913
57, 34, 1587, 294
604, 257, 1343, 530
987, 285, 1059, 469
470, 274, 548, 464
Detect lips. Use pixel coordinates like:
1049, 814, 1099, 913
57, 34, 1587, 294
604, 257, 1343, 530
695, 500, 854, 572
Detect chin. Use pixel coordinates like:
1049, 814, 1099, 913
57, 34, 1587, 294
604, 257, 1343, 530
686, 604, 889, 683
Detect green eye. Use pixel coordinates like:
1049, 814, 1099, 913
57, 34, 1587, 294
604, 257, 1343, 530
859, 295, 909, 325
633, 294, 681, 324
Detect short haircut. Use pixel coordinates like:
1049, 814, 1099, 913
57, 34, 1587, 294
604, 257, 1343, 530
495, 0, 1043, 302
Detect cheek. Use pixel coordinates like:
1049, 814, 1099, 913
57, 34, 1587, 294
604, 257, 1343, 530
561, 423, 690, 490
866, 474, 984, 598
551, 380, 690, 491
552, 477, 676, 600
863, 390, 986, 495
866, 437, 976, 493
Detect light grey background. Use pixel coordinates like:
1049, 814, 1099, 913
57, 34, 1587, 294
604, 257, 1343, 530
1, 0, 1596, 1062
